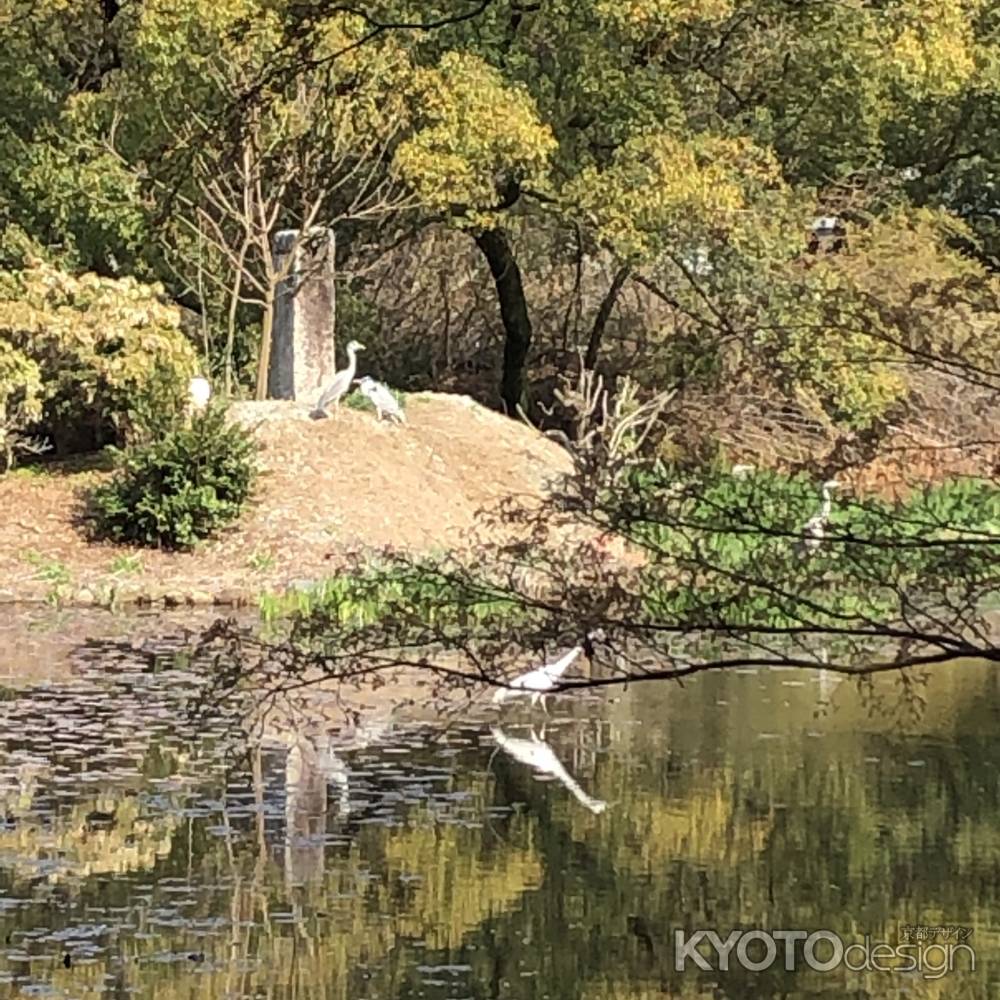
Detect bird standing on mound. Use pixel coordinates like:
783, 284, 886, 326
493, 628, 605, 713
314, 340, 365, 418
356, 375, 406, 424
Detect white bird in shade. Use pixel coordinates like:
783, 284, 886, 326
491, 725, 607, 814
801, 478, 841, 553
355, 375, 406, 424
492, 629, 605, 712
187, 376, 211, 412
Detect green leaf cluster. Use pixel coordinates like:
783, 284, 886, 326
625, 464, 1000, 637
0, 258, 197, 456
393, 52, 557, 223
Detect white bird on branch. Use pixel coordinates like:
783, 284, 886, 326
355, 375, 406, 424
800, 478, 841, 553
492, 629, 605, 713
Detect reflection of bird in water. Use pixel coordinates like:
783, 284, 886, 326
493, 629, 605, 713
816, 646, 842, 703
283, 740, 329, 884
315, 743, 350, 818
799, 479, 840, 554
491, 725, 607, 814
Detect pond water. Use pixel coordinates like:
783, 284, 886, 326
0, 620, 997, 999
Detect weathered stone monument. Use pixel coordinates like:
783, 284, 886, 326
267, 228, 336, 401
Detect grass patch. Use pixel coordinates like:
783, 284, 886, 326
22, 549, 71, 586
247, 549, 276, 573
259, 559, 525, 637
8, 450, 117, 479
21, 549, 72, 606
6, 464, 47, 479
109, 553, 144, 576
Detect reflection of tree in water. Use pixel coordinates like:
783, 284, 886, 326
0, 633, 998, 998
0, 636, 215, 890
544, 666, 1000, 999
0, 790, 180, 883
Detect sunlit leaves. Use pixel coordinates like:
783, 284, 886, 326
885, 0, 987, 97
595, 0, 734, 36
125, 0, 282, 95
791, 209, 997, 423
566, 133, 785, 262
0, 341, 43, 424
0, 260, 196, 449
393, 51, 556, 222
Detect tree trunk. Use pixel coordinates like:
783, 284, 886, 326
225, 238, 251, 397
475, 227, 533, 416
255, 286, 275, 400
585, 265, 630, 370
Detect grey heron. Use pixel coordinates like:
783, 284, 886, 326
492, 628, 605, 713
355, 375, 406, 424
315, 340, 365, 416
801, 478, 840, 553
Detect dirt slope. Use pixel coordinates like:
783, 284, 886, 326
0, 394, 572, 606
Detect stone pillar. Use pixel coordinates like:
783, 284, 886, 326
268, 228, 336, 401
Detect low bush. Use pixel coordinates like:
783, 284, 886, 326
88, 405, 258, 549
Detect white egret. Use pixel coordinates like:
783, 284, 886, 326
491, 726, 607, 814
355, 375, 406, 424
315, 340, 365, 417
801, 478, 840, 552
492, 629, 605, 713
187, 376, 211, 413
731, 463, 756, 478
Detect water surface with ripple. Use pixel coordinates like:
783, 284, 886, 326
0, 618, 997, 998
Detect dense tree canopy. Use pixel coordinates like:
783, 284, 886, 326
2, 0, 998, 419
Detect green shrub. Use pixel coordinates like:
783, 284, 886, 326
88, 406, 258, 549
0, 259, 197, 456
120, 360, 193, 443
